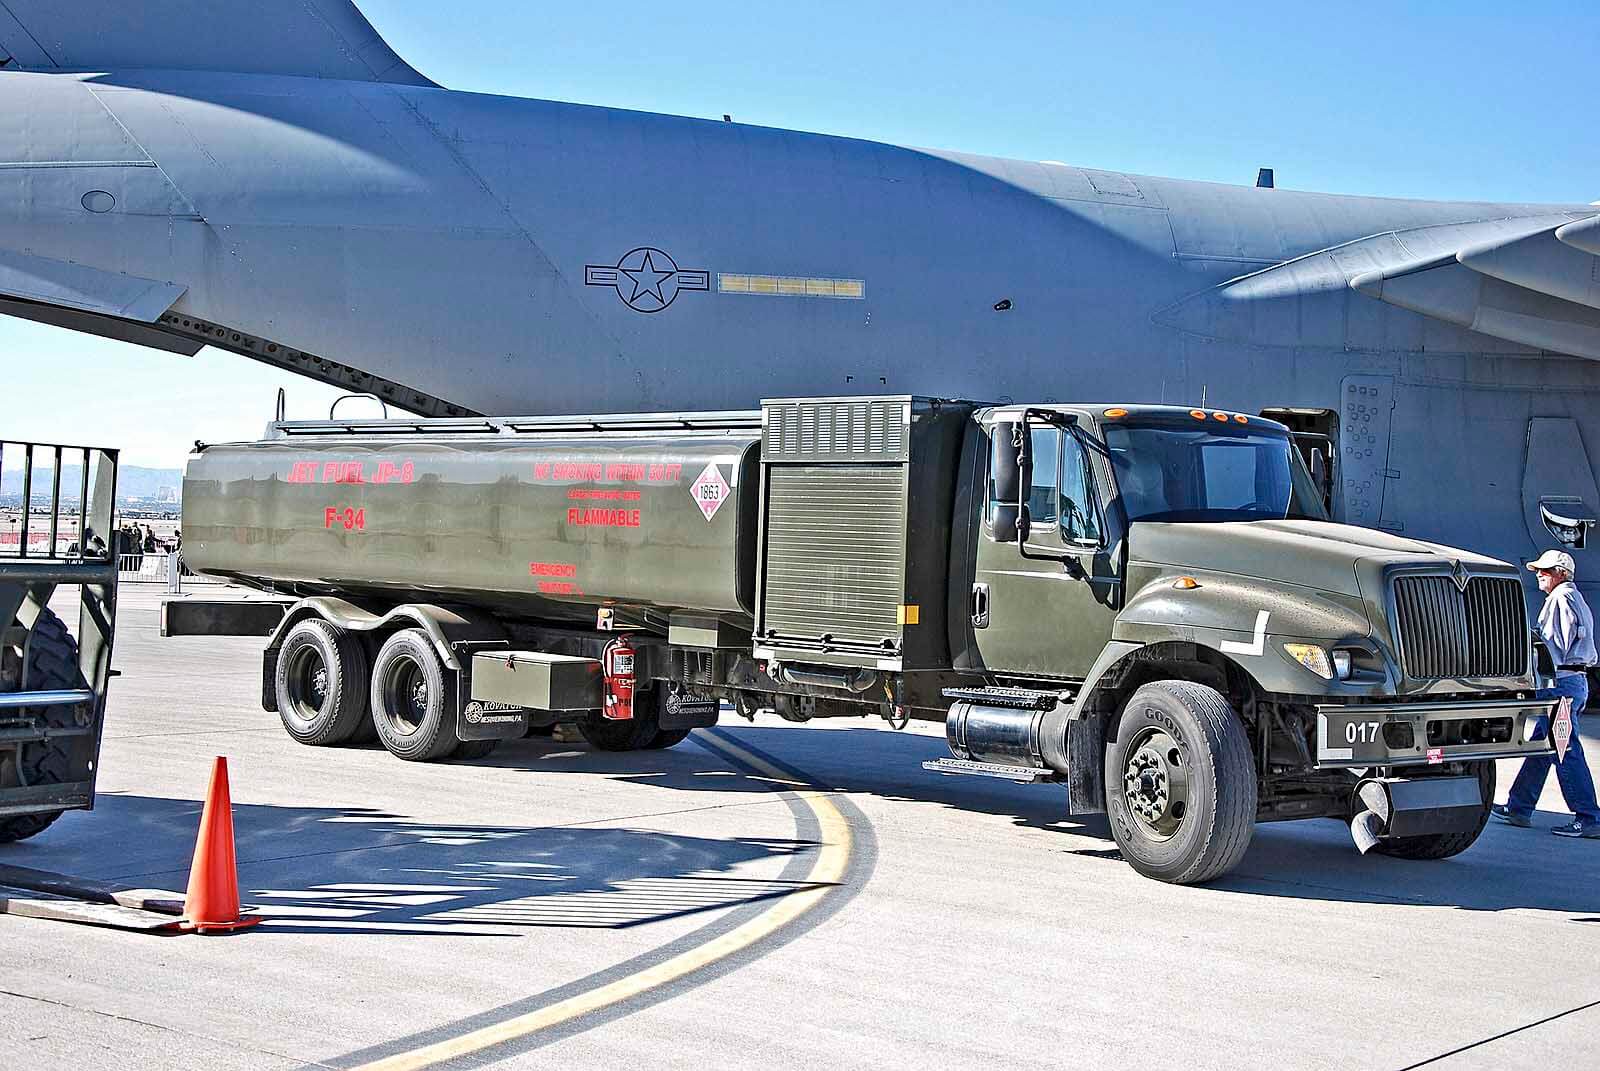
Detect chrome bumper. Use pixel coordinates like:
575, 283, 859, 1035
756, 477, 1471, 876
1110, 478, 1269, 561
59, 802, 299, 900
1315, 697, 1557, 770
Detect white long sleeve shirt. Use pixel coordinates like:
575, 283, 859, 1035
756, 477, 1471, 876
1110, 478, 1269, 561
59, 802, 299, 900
1539, 580, 1597, 668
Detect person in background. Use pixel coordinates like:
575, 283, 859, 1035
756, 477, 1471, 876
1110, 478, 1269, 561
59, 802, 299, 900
1492, 549, 1600, 839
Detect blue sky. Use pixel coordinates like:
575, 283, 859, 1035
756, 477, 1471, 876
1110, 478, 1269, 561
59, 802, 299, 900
5, 1, 1596, 467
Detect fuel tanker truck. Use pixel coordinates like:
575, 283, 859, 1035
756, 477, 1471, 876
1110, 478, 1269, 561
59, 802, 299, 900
167, 395, 1562, 884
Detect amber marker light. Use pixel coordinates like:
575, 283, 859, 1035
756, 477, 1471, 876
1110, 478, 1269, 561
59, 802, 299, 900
1103, 408, 1128, 418
1234, 414, 1249, 424
1212, 412, 1229, 422
1173, 576, 1201, 590
1189, 409, 1207, 420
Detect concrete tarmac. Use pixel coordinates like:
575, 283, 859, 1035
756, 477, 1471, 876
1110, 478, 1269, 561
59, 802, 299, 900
2, 588, 1598, 1070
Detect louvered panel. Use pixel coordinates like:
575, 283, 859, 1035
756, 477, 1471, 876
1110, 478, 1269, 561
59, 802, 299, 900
762, 465, 906, 648
1393, 574, 1525, 679
762, 397, 911, 463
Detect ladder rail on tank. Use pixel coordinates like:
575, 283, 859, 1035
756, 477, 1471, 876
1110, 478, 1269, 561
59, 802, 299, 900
0, 438, 120, 820
264, 409, 765, 440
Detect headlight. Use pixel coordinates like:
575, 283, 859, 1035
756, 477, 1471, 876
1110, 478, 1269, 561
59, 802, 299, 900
1331, 649, 1354, 680
1283, 643, 1333, 679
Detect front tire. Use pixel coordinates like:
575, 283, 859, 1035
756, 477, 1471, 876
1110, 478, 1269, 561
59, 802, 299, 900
1373, 761, 1495, 860
370, 629, 459, 762
1104, 680, 1257, 884
0, 608, 84, 844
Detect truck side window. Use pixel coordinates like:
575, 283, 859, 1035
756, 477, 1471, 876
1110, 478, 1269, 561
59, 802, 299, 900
1061, 433, 1102, 545
1027, 428, 1059, 526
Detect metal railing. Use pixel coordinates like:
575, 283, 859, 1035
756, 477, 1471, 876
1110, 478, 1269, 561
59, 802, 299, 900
1, 439, 119, 563
115, 552, 225, 591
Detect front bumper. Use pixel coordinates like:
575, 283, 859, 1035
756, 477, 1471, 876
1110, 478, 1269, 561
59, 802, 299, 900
1315, 697, 1557, 769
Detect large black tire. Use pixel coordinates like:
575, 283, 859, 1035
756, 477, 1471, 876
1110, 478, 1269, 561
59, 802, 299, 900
453, 739, 500, 760
644, 728, 693, 750
274, 619, 370, 746
577, 688, 663, 752
0, 608, 86, 844
1104, 680, 1257, 884
1373, 761, 1496, 861
370, 629, 459, 762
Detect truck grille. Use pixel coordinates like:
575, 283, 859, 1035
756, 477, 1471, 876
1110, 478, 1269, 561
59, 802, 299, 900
1392, 575, 1525, 680
761, 464, 906, 650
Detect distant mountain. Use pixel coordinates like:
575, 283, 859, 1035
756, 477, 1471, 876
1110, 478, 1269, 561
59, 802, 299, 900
0, 464, 183, 503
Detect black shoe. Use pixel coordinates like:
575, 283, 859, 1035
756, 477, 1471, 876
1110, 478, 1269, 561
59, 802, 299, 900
1490, 804, 1532, 828
1552, 818, 1600, 839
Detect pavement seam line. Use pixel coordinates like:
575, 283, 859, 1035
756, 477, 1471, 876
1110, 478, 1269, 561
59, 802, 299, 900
340, 731, 852, 1071
0, 986, 338, 1069
1394, 996, 1600, 1069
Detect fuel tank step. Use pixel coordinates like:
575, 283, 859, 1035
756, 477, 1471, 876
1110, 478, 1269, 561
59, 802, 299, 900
941, 686, 1065, 710
922, 757, 1058, 783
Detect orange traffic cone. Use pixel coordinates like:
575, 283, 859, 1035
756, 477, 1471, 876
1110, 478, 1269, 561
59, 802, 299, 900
179, 757, 261, 933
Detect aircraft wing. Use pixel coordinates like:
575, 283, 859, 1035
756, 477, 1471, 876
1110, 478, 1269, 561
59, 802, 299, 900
1158, 210, 1600, 360
0, 0, 433, 85
1349, 212, 1600, 360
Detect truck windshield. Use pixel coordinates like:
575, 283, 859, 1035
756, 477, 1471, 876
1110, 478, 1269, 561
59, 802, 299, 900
1103, 421, 1328, 523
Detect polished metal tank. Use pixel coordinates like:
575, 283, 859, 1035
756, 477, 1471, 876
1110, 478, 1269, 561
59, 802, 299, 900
183, 415, 762, 620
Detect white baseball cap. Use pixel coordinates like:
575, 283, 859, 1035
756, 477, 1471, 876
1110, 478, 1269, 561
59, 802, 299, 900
1528, 549, 1578, 577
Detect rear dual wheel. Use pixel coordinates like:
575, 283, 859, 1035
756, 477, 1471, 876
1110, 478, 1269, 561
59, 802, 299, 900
277, 621, 496, 762
275, 620, 369, 746
576, 689, 692, 752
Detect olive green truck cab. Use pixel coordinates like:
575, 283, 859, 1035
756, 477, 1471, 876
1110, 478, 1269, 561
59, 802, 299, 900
171, 396, 1559, 884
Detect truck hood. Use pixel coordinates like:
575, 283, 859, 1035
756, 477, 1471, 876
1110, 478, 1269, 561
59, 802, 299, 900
1128, 519, 1508, 598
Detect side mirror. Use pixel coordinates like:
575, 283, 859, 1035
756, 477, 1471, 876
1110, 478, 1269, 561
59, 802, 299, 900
991, 422, 1032, 544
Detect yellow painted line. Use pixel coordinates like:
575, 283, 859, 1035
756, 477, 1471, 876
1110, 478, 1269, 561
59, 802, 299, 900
348, 734, 851, 1071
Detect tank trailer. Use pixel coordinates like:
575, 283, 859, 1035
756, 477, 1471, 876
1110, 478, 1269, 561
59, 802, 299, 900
170, 396, 1558, 883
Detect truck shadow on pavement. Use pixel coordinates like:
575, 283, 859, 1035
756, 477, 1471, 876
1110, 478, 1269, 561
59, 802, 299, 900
463, 723, 1600, 918
0, 791, 830, 937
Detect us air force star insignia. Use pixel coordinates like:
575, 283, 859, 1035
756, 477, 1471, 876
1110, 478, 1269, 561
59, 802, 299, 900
585, 247, 710, 313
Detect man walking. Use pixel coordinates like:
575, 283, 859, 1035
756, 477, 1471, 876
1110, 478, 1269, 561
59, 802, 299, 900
1492, 550, 1600, 838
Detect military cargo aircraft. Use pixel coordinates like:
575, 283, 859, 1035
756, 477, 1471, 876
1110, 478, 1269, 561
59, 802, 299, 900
3, 2, 1599, 588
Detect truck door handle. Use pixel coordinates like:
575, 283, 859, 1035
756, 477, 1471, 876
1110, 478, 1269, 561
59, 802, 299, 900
972, 582, 990, 629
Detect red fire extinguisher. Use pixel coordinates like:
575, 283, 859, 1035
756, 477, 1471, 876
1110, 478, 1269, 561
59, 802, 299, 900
602, 636, 635, 721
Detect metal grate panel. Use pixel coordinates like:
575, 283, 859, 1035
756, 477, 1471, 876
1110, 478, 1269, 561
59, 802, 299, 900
761, 465, 906, 649
763, 398, 909, 463
1393, 575, 1525, 680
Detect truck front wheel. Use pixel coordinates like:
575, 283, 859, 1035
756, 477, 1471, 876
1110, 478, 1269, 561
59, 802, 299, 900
1105, 680, 1257, 884
370, 629, 459, 762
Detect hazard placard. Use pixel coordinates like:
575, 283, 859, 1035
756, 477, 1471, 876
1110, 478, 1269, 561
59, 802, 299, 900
1553, 696, 1574, 762
690, 462, 730, 521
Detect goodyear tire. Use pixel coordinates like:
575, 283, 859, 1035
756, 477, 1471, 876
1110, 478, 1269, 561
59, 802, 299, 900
1373, 761, 1495, 861
275, 619, 370, 746
370, 629, 459, 762
1105, 680, 1257, 884
578, 687, 662, 752
0, 609, 84, 844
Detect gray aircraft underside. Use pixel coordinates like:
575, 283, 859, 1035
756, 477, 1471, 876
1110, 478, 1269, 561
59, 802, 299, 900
4, 1, 1600, 589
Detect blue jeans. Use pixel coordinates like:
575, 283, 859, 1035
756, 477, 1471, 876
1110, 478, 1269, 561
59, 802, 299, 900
1506, 672, 1600, 823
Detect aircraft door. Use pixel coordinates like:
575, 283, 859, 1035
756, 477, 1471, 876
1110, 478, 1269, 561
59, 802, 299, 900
971, 422, 1120, 679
